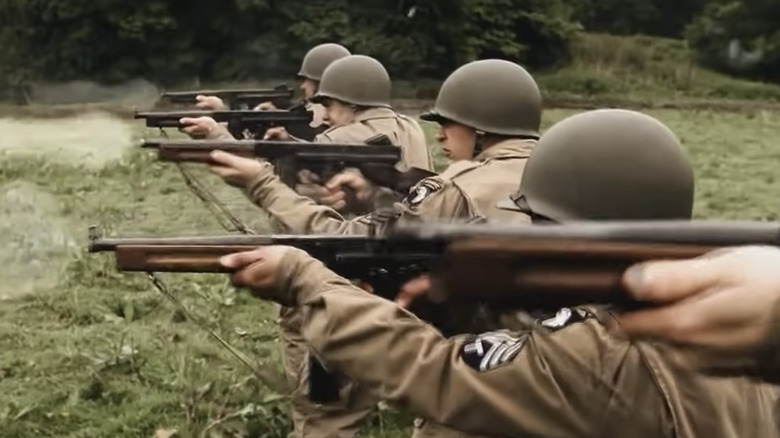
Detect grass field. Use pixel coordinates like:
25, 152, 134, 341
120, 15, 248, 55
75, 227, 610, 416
0, 107, 779, 437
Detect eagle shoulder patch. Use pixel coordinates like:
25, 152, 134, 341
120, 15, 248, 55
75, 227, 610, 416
539, 307, 591, 331
459, 330, 529, 372
403, 177, 445, 208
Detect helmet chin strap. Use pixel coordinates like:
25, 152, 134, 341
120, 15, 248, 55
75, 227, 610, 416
472, 130, 485, 159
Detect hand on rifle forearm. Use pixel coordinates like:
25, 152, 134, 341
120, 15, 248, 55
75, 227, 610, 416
195, 95, 228, 111
180, 116, 232, 139
220, 245, 357, 306
264, 126, 291, 140
208, 150, 266, 188
323, 170, 375, 211
219, 246, 298, 305
616, 245, 780, 375
395, 274, 448, 308
254, 101, 277, 110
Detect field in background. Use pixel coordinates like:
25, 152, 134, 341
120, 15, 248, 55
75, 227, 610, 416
0, 105, 778, 437
6, 34, 780, 121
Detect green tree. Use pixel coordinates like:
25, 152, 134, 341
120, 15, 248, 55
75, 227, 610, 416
687, 0, 780, 81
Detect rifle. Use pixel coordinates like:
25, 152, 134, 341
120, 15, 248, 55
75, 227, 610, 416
88, 219, 780, 403
140, 135, 409, 191
160, 84, 294, 110
87, 220, 780, 311
134, 107, 316, 140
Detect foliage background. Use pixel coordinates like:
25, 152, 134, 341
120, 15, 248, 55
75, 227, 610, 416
0, 0, 776, 88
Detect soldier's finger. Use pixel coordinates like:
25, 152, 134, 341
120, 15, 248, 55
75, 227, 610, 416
622, 257, 723, 304
320, 190, 346, 206
209, 150, 241, 167
255, 102, 275, 111
231, 260, 273, 292
331, 200, 346, 211
179, 117, 199, 126
325, 172, 358, 191
613, 302, 704, 344
220, 248, 266, 270
263, 127, 285, 140
396, 275, 431, 308
298, 169, 321, 184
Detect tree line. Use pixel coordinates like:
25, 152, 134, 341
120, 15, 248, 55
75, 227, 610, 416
0, 0, 776, 88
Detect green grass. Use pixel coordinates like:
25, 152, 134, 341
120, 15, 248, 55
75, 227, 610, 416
0, 107, 778, 437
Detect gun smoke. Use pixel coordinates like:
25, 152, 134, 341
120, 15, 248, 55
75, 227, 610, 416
0, 181, 78, 300
0, 112, 135, 169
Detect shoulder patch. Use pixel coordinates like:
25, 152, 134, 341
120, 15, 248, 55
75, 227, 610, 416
403, 177, 445, 208
539, 307, 592, 331
459, 330, 529, 372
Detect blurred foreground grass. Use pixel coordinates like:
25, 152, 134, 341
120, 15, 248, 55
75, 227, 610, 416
0, 107, 778, 437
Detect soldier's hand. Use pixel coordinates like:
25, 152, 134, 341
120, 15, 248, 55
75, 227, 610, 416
298, 169, 322, 185
395, 275, 432, 308
220, 245, 303, 306
264, 126, 291, 140
208, 150, 265, 188
617, 245, 780, 357
195, 95, 228, 110
254, 101, 277, 111
179, 116, 226, 139
323, 171, 373, 211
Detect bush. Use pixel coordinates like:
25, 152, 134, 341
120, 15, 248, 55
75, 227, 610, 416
0, 0, 578, 85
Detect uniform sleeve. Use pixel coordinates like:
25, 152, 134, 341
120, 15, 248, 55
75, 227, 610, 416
288, 263, 619, 437
246, 168, 471, 235
244, 163, 372, 235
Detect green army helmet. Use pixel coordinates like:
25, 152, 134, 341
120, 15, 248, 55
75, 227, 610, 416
498, 109, 695, 221
420, 59, 542, 137
298, 43, 351, 81
310, 55, 391, 107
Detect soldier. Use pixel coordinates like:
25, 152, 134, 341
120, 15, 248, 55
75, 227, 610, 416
191, 42, 350, 120
184, 54, 435, 214
208, 58, 539, 234
208, 58, 542, 438
218, 109, 779, 438
618, 245, 780, 384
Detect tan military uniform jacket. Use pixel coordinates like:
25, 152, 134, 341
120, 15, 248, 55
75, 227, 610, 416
270, 253, 780, 438
243, 139, 535, 235
315, 107, 433, 172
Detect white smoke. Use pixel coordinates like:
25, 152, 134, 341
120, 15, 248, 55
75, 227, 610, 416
0, 181, 79, 300
0, 112, 135, 169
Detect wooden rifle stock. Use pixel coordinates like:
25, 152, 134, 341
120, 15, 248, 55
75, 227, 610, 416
438, 238, 715, 310
89, 220, 780, 311
112, 245, 257, 272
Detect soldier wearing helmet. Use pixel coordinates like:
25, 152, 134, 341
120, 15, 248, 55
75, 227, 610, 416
178, 43, 350, 144
207, 58, 540, 235
187, 54, 435, 216
205, 59, 543, 438
190, 42, 350, 115
264, 54, 435, 205
218, 109, 778, 438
